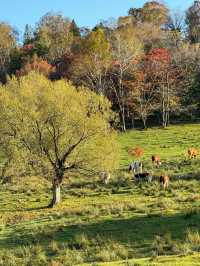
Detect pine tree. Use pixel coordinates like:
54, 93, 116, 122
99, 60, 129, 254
186, 0, 200, 43
70, 19, 80, 37
23, 24, 34, 45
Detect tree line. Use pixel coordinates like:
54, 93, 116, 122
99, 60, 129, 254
1, 1, 200, 130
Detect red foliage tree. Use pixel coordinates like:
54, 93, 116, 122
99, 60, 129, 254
145, 48, 171, 68
16, 55, 54, 77
20, 43, 35, 58
143, 48, 180, 127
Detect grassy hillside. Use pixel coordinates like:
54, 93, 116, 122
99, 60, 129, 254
1, 124, 200, 266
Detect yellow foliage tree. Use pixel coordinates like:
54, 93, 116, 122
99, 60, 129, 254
0, 72, 119, 207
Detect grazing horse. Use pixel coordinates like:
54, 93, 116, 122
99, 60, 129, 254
188, 148, 198, 159
152, 155, 162, 166
160, 175, 169, 190
100, 172, 111, 184
129, 161, 143, 174
135, 172, 152, 182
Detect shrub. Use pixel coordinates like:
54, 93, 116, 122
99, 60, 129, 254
171, 242, 191, 256
95, 240, 129, 262
152, 235, 165, 256
95, 248, 119, 262
61, 249, 84, 266
186, 229, 200, 251
72, 233, 90, 250
152, 233, 174, 256
49, 241, 60, 255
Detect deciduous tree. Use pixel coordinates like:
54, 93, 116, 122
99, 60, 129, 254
109, 26, 143, 131
35, 12, 73, 62
0, 72, 119, 207
16, 54, 54, 77
130, 69, 159, 129
145, 48, 180, 127
72, 28, 111, 95
0, 23, 17, 82
186, 0, 200, 43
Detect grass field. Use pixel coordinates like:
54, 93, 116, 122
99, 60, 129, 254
1, 124, 200, 266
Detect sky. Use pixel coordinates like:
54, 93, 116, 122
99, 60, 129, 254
0, 0, 195, 35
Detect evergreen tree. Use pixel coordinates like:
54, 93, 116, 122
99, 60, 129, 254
186, 0, 200, 43
70, 19, 80, 37
23, 24, 34, 45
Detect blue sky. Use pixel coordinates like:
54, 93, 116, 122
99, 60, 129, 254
0, 0, 194, 34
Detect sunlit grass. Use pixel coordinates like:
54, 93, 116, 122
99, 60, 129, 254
1, 124, 200, 265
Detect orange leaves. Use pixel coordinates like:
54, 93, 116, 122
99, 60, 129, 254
16, 55, 54, 77
21, 44, 35, 53
145, 48, 171, 65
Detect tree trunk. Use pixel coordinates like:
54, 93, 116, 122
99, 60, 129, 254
162, 113, 167, 128
161, 86, 167, 128
121, 114, 126, 132
48, 180, 61, 208
142, 118, 147, 130
162, 109, 169, 128
166, 74, 170, 127
131, 117, 135, 129
48, 167, 65, 208
161, 80, 170, 128
166, 110, 169, 127
120, 103, 126, 131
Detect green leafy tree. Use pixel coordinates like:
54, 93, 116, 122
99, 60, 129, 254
173, 43, 200, 117
129, 1, 169, 26
0, 22, 17, 82
72, 28, 111, 95
0, 72, 119, 207
35, 12, 73, 62
9, 48, 23, 75
186, 0, 200, 43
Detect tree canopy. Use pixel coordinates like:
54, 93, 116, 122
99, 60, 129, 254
0, 72, 119, 206
0, 1, 200, 130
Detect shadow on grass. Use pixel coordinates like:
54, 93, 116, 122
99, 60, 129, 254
0, 205, 50, 213
2, 211, 200, 257
23, 205, 49, 211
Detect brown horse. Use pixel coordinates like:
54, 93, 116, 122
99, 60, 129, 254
152, 155, 162, 166
160, 175, 169, 190
188, 148, 198, 159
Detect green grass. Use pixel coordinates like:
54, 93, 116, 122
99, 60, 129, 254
1, 124, 200, 265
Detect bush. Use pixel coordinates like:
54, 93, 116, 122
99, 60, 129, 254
49, 241, 60, 255
95, 240, 129, 262
73, 233, 90, 250
152, 233, 175, 256
61, 249, 84, 266
171, 242, 191, 256
186, 229, 200, 251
